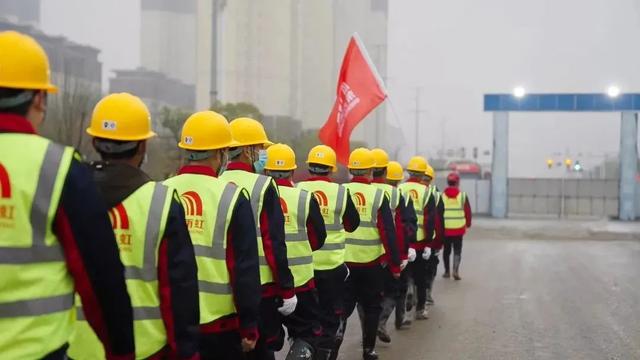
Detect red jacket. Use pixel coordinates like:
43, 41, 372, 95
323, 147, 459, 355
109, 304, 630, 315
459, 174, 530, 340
443, 187, 472, 237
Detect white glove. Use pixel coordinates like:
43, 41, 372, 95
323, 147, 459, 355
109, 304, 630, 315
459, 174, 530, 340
278, 295, 298, 316
422, 248, 432, 260
400, 259, 409, 270
408, 248, 417, 262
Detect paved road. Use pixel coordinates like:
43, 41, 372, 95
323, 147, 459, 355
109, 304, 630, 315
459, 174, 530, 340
278, 238, 640, 359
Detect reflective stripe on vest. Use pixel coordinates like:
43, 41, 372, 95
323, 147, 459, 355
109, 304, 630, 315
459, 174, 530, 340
398, 182, 429, 241
0, 135, 75, 360
342, 183, 385, 263
164, 174, 241, 324
69, 182, 172, 360
443, 192, 466, 230
220, 170, 274, 285
372, 183, 400, 211
279, 187, 313, 287
296, 181, 348, 270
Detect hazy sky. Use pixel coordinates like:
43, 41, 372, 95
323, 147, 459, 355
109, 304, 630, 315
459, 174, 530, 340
39, 0, 640, 177
388, 0, 640, 177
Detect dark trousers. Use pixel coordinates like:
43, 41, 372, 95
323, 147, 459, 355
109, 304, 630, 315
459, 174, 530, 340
425, 251, 439, 292
247, 296, 284, 360
379, 266, 409, 328
314, 265, 348, 339
343, 264, 385, 350
409, 250, 429, 310
282, 289, 328, 349
443, 236, 463, 273
200, 331, 245, 360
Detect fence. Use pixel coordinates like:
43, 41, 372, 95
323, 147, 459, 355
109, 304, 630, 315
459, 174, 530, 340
507, 178, 619, 217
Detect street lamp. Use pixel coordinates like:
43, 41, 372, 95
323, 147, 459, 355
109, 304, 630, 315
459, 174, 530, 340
513, 86, 526, 98
607, 85, 620, 98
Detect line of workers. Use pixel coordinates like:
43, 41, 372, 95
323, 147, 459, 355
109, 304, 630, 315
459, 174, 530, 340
0, 30, 472, 360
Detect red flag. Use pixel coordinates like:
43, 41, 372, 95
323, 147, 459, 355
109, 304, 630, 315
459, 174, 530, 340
319, 34, 387, 165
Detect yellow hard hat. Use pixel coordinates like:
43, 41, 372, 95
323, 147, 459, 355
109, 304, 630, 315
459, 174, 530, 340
425, 165, 435, 179
348, 147, 375, 170
406, 156, 428, 173
179, 111, 232, 150
307, 145, 337, 172
86, 93, 155, 141
371, 148, 390, 168
265, 143, 297, 171
0, 31, 57, 92
229, 117, 273, 147
386, 161, 404, 181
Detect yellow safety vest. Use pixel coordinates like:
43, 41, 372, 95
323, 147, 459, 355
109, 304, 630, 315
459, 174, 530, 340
296, 180, 348, 271
372, 182, 400, 211
342, 182, 384, 264
220, 170, 275, 285
0, 135, 75, 359
278, 186, 313, 288
443, 192, 467, 230
68, 181, 173, 360
164, 173, 243, 324
398, 182, 431, 242
430, 185, 441, 207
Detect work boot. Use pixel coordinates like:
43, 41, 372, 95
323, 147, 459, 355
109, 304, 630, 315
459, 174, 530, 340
315, 348, 333, 360
395, 318, 412, 330
363, 348, 379, 360
442, 271, 450, 278
453, 255, 461, 280
415, 307, 429, 320
377, 327, 391, 343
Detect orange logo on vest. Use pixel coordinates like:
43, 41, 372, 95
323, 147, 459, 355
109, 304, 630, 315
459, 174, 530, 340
353, 192, 368, 215
313, 191, 331, 217
279, 197, 291, 225
0, 163, 15, 227
109, 204, 132, 251
180, 191, 204, 232
408, 189, 419, 202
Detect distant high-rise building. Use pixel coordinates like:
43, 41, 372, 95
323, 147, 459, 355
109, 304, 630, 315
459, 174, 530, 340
217, 0, 388, 144
0, 0, 40, 26
140, 0, 198, 86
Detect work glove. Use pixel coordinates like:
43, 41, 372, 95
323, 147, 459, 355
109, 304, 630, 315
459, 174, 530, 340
408, 248, 417, 262
278, 295, 298, 316
344, 263, 351, 281
400, 259, 409, 271
422, 248, 432, 260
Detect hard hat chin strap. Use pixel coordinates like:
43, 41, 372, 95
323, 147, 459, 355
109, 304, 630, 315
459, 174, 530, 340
0, 91, 33, 109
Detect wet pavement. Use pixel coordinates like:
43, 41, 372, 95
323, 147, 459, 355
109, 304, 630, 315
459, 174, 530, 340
278, 237, 640, 359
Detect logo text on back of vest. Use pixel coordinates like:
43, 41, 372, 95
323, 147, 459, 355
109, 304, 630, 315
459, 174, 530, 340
0, 163, 15, 228
313, 191, 330, 218
353, 192, 368, 215
279, 197, 291, 225
109, 204, 132, 252
180, 191, 204, 232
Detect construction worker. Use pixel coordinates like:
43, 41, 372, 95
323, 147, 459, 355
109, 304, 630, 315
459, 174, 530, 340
163, 111, 261, 359
296, 145, 360, 359
68, 93, 200, 359
365, 150, 413, 344
264, 143, 331, 359
0, 31, 135, 359
422, 165, 444, 306
398, 156, 435, 320
341, 148, 401, 360
441, 172, 472, 280
219, 117, 296, 360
